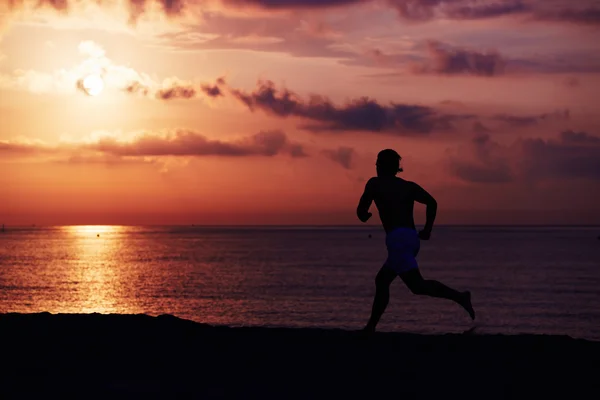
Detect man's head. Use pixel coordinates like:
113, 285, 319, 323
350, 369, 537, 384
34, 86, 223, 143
376, 149, 403, 177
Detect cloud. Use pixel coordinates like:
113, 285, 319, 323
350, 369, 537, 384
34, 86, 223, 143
0, 129, 308, 160
412, 40, 506, 76
446, 130, 600, 184
2, 0, 187, 25
151, 12, 360, 63
385, 0, 530, 21
533, 5, 600, 26
0, 137, 57, 155
446, 133, 515, 183
230, 80, 475, 134
201, 77, 226, 97
56, 154, 158, 166
220, 0, 363, 9
0, 40, 225, 100
564, 77, 580, 87
78, 40, 106, 58
444, 0, 532, 20
155, 79, 197, 100
2, 0, 599, 31
491, 109, 570, 127
322, 146, 356, 169
125, 76, 227, 100
1, 0, 361, 28
386, 0, 600, 26
87, 129, 306, 157
1, 40, 154, 95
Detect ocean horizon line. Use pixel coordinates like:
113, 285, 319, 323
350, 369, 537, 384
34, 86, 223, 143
2, 223, 600, 229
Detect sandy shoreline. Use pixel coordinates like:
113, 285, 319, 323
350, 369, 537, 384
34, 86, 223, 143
1, 312, 599, 399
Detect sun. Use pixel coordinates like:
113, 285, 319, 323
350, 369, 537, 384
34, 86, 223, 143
82, 74, 105, 96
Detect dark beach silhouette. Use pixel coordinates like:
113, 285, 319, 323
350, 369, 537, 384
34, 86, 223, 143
0, 313, 597, 399
357, 149, 475, 335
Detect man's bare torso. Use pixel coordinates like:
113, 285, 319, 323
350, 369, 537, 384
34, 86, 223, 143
364, 176, 417, 233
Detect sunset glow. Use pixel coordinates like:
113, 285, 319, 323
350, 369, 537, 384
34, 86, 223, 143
1, 0, 599, 226
66, 225, 122, 236
81, 74, 105, 96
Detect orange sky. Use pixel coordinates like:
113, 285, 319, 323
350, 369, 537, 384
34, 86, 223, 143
1, 0, 599, 225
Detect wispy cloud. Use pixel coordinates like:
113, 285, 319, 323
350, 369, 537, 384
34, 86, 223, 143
411, 40, 506, 76
1, 40, 225, 100
322, 146, 356, 169
3, 0, 599, 30
386, 0, 600, 26
446, 130, 600, 184
230, 80, 475, 135
124, 76, 228, 100
2, 0, 186, 25
0, 129, 308, 160
1, 40, 154, 95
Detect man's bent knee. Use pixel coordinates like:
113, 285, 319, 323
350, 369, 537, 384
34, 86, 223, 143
405, 278, 428, 295
408, 284, 427, 295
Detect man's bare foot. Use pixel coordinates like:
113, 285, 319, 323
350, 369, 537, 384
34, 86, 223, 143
461, 291, 475, 320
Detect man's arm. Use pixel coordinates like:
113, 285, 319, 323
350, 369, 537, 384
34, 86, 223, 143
356, 178, 375, 223
413, 183, 437, 239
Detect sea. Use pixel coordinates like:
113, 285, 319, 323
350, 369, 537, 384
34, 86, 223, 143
1, 225, 599, 341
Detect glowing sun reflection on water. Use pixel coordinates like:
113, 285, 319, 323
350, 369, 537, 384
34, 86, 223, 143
59, 225, 141, 315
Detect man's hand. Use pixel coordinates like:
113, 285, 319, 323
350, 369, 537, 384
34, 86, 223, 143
418, 229, 431, 240
358, 211, 372, 223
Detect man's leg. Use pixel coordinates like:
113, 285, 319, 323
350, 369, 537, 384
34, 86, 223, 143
363, 266, 397, 333
400, 269, 475, 320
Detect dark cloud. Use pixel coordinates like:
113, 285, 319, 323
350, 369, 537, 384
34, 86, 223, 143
447, 130, 600, 183
386, 0, 529, 21
124, 80, 198, 100
560, 129, 600, 145
230, 80, 475, 134
447, 133, 514, 183
519, 131, 600, 181
124, 78, 225, 100
123, 76, 570, 137
5, 0, 600, 27
221, 0, 363, 9
446, 0, 532, 19
200, 77, 226, 98
322, 146, 355, 169
7, 0, 361, 21
125, 81, 151, 96
413, 40, 506, 76
508, 53, 600, 74
534, 6, 600, 26
472, 121, 491, 135
156, 84, 196, 100
363, 47, 421, 69
5, 0, 186, 24
386, 0, 600, 26
492, 109, 570, 127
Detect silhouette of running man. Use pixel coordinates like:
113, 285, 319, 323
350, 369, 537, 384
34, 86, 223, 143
357, 149, 475, 334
